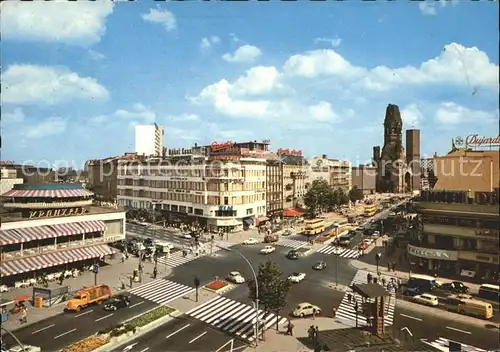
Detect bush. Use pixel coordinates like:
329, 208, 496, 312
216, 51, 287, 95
205, 280, 228, 290
128, 306, 175, 328
63, 336, 107, 352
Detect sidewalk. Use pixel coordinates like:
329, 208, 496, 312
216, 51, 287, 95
2, 256, 169, 331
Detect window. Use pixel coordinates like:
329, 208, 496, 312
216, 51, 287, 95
224, 197, 229, 205
246, 208, 253, 215
194, 208, 203, 215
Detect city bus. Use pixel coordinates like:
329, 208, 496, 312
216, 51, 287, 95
303, 218, 325, 236
478, 284, 500, 302
364, 203, 377, 217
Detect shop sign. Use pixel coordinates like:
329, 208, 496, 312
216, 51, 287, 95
218, 206, 233, 212
211, 141, 234, 152
28, 207, 86, 219
277, 148, 302, 156
407, 245, 458, 261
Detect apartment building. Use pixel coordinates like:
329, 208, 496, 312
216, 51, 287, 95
135, 123, 164, 157
308, 154, 352, 192
265, 152, 283, 218
412, 148, 499, 283
1, 167, 24, 195
281, 154, 309, 210
117, 141, 268, 233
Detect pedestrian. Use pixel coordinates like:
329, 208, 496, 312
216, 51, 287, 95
120, 278, 126, 290
347, 293, 352, 303
59, 275, 64, 286
308, 325, 315, 341
312, 307, 317, 320
314, 326, 319, 340
153, 267, 157, 279
381, 277, 387, 287
387, 262, 391, 272
286, 320, 294, 335
20, 306, 27, 324
121, 253, 126, 263
129, 276, 133, 288
392, 262, 397, 272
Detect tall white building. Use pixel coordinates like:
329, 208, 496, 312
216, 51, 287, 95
308, 154, 352, 192
135, 124, 164, 157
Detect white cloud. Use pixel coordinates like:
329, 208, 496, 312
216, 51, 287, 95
283, 43, 499, 91
401, 104, 423, 127
222, 45, 262, 63
3, 108, 25, 123
200, 36, 221, 53
168, 113, 200, 122
115, 103, 156, 123
26, 118, 67, 139
308, 101, 338, 122
314, 37, 342, 47
419, 1, 449, 16
2, 65, 109, 105
1, 1, 114, 45
435, 102, 496, 125
141, 8, 176, 32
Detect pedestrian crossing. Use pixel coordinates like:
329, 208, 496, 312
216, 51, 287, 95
335, 269, 395, 327
129, 279, 194, 305
317, 245, 360, 259
155, 241, 234, 268
277, 238, 308, 250
421, 337, 487, 352
185, 295, 288, 342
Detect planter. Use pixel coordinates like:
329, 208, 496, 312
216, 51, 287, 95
315, 236, 329, 243
204, 280, 232, 293
63, 335, 108, 352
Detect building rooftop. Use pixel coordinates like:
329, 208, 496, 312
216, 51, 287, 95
0, 205, 125, 224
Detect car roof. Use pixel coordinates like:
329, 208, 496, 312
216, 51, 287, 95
298, 302, 312, 306
230, 271, 240, 275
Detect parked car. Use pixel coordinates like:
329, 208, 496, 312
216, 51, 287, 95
288, 272, 306, 283
180, 233, 192, 239
260, 246, 276, 254
439, 281, 469, 294
103, 295, 131, 311
292, 302, 321, 317
313, 261, 327, 270
243, 238, 259, 245
227, 271, 245, 284
286, 250, 299, 260
412, 293, 439, 307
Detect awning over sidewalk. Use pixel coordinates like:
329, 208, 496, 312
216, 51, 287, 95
78, 220, 106, 233
244, 218, 254, 225
0, 244, 115, 277
282, 209, 304, 217
0, 226, 55, 246
48, 223, 85, 237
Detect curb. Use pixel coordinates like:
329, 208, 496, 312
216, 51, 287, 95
92, 309, 181, 352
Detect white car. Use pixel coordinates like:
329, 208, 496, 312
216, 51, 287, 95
260, 245, 276, 254
288, 272, 306, 283
180, 233, 192, 239
362, 238, 374, 246
412, 293, 439, 307
243, 238, 259, 245
227, 271, 246, 284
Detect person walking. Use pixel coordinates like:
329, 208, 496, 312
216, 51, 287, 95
286, 320, 294, 336
312, 307, 317, 320
20, 306, 27, 324
152, 267, 158, 279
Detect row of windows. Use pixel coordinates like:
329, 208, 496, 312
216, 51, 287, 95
119, 168, 266, 178
118, 180, 266, 191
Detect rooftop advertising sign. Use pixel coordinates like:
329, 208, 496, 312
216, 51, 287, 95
211, 141, 234, 152
455, 134, 500, 148
277, 148, 302, 156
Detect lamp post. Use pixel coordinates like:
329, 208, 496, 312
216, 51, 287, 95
215, 244, 259, 346
1, 327, 27, 352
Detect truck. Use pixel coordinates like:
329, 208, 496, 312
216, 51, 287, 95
65, 284, 112, 312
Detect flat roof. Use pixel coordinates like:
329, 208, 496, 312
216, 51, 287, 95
351, 283, 391, 298
0, 205, 125, 223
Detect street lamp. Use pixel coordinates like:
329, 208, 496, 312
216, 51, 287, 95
215, 244, 260, 346
1, 327, 27, 352
375, 253, 382, 276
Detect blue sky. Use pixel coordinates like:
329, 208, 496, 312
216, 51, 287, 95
1, 1, 498, 169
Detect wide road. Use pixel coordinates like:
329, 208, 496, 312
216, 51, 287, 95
118, 315, 247, 352
127, 223, 194, 247
393, 303, 499, 351
2, 294, 157, 352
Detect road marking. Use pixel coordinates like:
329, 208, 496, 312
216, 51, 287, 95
95, 313, 113, 322
139, 348, 149, 352
400, 313, 422, 321
129, 301, 144, 308
189, 331, 207, 344
122, 343, 138, 352
74, 310, 93, 318
31, 324, 55, 334
166, 324, 190, 339
54, 328, 77, 339
446, 326, 471, 335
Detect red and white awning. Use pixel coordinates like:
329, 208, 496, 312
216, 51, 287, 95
48, 223, 85, 237
0, 245, 115, 277
0, 226, 55, 246
1, 189, 94, 198
78, 220, 106, 233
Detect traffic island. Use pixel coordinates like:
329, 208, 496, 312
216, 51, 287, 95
204, 280, 234, 294
315, 236, 330, 244
64, 306, 179, 352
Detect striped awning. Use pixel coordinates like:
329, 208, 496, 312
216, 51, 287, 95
0, 245, 115, 277
78, 220, 106, 233
48, 223, 85, 237
1, 189, 94, 198
0, 226, 55, 246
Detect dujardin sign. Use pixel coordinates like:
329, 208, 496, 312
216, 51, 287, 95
27, 207, 87, 219
407, 245, 458, 261
455, 134, 500, 148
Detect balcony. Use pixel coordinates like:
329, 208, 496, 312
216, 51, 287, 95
1, 234, 124, 262
290, 171, 307, 178
2, 199, 93, 209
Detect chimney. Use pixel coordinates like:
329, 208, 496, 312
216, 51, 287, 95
322, 154, 327, 159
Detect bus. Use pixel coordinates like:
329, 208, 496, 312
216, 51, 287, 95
478, 284, 500, 302
404, 274, 439, 295
303, 218, 325, 236
364, 204, 377, 217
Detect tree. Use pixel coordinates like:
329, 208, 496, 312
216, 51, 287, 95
348, 186, 364, 203
247, 260, 291, 336
333, 188, 349, 206
303, 179, 333, 217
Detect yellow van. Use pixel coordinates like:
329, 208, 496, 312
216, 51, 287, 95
445, 296, 493, 319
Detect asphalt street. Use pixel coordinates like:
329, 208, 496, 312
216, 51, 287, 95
117, 315, 247, 352
126, 223, 194, 248
2, 294, 157, 351
392, 305, 500, 351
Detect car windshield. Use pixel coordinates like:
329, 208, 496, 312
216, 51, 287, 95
292, 272, 299, 276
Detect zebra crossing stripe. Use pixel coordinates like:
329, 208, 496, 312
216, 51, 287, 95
185, 295, 286, 342
129, 279, 194, 305
317, 246, 360, 259
277, 238, 307, 249
423, 337, 487, 352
